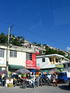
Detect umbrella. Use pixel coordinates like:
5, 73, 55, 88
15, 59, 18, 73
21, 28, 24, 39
15, 68, 30, 74
0, 70, 7, 75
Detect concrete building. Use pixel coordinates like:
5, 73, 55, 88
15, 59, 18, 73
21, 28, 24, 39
0, 45, 35, 71
63, 62, 70, 72
36, 54, 69, 73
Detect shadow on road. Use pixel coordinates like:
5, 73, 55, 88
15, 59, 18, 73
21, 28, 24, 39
58, 85, 70, 90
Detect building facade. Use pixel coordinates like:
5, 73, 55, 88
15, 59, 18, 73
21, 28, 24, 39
63, 62, 70, 72
36, 54, 69, 73
0, 45, 35, 71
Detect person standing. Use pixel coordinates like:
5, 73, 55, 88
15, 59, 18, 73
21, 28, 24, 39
2, 75, 6, 87
0, 75, 2, 86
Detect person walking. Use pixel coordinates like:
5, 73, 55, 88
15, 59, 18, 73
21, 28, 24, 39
52, 73, 57, 87
36, 74, 41, 87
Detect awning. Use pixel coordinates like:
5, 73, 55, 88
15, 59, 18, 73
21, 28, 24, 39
43, 70, 49, 72
8, 65, 24, 70
40, 70, 49, 73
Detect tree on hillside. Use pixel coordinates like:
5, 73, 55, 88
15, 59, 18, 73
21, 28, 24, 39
17, 36, 24, 44
10, 37, 22, 46
43, 45, 66, 56
32, 42, 42, 46
0, 33, 25, 46
0, 33, 7, 44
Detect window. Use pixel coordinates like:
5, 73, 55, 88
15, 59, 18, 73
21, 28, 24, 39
0, 48, 4, 57
56, 58, 58, 62
68, 63, 70, 67
63, 64, 66, 68
29, 53, 32, 60
49, 58, 52, 62
26, 53, 32, 60
42, 58, 45, 62
10, 50, 17, 57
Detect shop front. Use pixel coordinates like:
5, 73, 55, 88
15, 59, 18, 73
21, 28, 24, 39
55, 64, 64, 72
26, 53, 36, 69
39, 64, 64, 74
8, 64, 24, 72
26, 53, 41, 75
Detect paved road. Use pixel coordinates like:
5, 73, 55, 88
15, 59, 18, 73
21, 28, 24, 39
0, 84, 70, 93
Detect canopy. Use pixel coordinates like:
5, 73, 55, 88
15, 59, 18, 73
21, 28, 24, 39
15, 68, 30, 74
9, 65, 24, 69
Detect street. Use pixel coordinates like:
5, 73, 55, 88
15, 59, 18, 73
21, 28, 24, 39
0, 84, 70, 93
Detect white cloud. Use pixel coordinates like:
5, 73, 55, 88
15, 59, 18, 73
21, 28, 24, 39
66, 47, 70, 51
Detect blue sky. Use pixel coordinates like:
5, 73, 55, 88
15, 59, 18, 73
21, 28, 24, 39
0, 0, 70, 51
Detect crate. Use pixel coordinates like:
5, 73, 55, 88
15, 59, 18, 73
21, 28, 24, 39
7, 83, 13, 87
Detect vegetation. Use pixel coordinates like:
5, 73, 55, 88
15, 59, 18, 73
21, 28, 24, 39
32, 42, 67, 57
43, 45, 66, 56
0, 33, 8, 44
66, 53, 70, 59
32, 42, 42, 46
0, 33, 24, 46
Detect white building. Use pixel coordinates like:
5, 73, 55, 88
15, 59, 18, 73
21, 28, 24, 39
36, 54, 69, 73
63, 62, 70, 72
0, 45, 35, 71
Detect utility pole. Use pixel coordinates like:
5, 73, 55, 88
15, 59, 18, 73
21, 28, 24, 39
6, 26, 11, 77
6, 24, 13, 77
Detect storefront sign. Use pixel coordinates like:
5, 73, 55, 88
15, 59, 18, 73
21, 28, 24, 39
55, 64, 64, 68
26, 54, 36, 68
26, 60, 36, 68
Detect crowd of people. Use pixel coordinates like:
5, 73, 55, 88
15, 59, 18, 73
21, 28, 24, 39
16, 72, 58, 88
0, 72, 58, 88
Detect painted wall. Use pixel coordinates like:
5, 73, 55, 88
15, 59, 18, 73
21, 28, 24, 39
36, 57, 51, 69
0, 45, 35, 69
8, 51, 26, 67
0, 51, 6, 67
63, 62, 70, 72
36, 54, 69, 69
0, 47, 6, 67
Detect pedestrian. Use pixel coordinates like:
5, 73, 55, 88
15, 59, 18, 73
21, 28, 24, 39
52, 73, 57, 87
13, 78, 16, 87
0, 75, 2, 86
36, 74, 41, 87
31, 74, 36, 88
2, 75, 6, 87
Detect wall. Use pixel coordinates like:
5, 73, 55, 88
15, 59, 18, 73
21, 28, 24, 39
63, 62, 70, 72
0, 45, 35, 69
36, 57, 51, 69
8, 51, 26, 67
36, 54, 68, 69
0, 48, 6, 68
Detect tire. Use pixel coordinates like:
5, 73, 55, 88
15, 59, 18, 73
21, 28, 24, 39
20, 83, 27, 89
